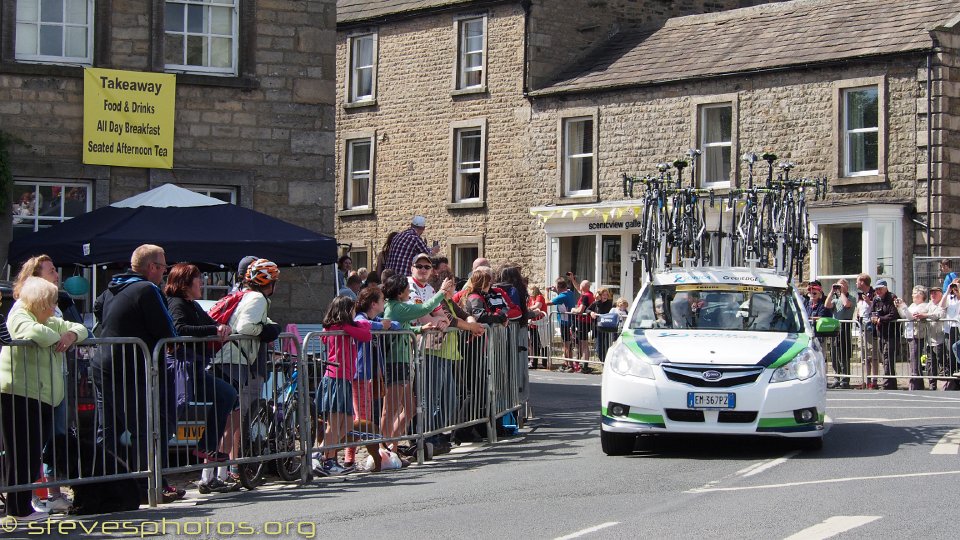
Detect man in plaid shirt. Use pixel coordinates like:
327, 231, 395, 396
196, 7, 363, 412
385, 215, 435, 277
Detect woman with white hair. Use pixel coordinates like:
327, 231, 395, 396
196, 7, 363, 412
896, 285, 943, 391
0, 277, 87, 521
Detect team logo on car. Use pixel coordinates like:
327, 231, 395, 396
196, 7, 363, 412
701, 370, 722, 381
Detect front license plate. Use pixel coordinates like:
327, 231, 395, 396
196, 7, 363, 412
687, 392, 735, 409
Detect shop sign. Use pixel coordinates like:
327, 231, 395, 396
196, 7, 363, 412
82, 67, 176, 169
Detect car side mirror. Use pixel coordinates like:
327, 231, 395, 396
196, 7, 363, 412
815, 317, 840, 337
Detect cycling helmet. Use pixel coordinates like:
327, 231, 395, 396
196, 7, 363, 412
245, 258, 279, 286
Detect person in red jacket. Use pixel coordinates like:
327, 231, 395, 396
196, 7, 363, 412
316, 296, 371, 476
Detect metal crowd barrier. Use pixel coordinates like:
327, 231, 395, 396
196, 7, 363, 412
3, 324, 531, 506
0, 337, 159, 507
819, 318, 960, 389
151, 332, 309, 496
531, 310, 621, 371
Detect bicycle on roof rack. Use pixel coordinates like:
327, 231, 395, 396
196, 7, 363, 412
622, 148, 827, 283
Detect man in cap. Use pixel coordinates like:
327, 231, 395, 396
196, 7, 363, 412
384, 216, 438, 277
870, 279, 900, 390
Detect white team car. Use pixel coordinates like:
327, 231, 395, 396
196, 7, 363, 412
600, 267, 836, 454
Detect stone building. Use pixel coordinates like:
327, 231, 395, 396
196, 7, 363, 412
336, 0, 959, 299
334, 0, 774, 279
0, 0, 337, 322
528, 0, 959, 298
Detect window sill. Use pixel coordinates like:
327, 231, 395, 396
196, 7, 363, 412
832, 174, 886, 187
446, 200, 485, 210
171, 73, 260, 90
0, 61, 83, 78
339, 208, 375, 217
344, 99, 377, 110
557, 194, 599, 205
451, 86, 487, 98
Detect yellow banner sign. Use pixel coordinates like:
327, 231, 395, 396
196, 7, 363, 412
82, 68, 176, 169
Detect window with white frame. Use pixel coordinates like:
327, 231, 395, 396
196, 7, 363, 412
12, 180, 92, 239
456, 17, 485, 90
562, 117, 594, 196
15, 0, 94, 64
454, 127, 483, 202
186, 185, 237, 204
699, 103, 732, 187
818, 223, 862, 277
348, 33, 376, 103
164, 0, 238, 75
453, 244, 479, 279
842, 86, 879, 176
346, 138, 373, 210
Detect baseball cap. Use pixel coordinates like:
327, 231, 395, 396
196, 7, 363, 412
411, 215, 426, 228
411, 252, 432, 266
875, 279, 889, 288
238, 255, 258, 277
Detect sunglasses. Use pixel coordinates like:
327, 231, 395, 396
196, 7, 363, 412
413, 264, 433, 270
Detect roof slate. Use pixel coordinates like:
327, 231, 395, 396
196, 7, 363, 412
534, 0, 960, 96
338, 0, 483, 24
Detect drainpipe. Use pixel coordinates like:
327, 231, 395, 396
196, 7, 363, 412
926, 48, 933, 256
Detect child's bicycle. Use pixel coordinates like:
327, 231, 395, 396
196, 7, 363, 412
236, 352, 328, 488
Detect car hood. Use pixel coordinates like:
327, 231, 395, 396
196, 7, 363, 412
621, 329, 810, 368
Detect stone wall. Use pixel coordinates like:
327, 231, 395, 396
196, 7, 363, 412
0, 0, 337, 323
335, 3, 538, 275
528, 57, 927, 286
930, 25, 960, 256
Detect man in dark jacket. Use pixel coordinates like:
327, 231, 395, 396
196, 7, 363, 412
92, 244, 177, 501
870, 280, 900, 390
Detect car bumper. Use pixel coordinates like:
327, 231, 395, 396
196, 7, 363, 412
600, 365, 827, 439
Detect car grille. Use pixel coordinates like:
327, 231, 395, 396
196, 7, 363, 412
664, 409, 758, 423
717, 411, 758, 423
661, 363, 765, 388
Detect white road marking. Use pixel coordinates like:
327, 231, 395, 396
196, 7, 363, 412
687, 469, 960, 493
931, 428, 960, 455
740, 451, 799, 478
554, 522, 620, 540
836, 416, 960, 423
782, 516, 881, 540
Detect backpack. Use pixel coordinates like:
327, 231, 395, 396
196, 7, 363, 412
208, 290, 250, 325
488, 287, 523, 321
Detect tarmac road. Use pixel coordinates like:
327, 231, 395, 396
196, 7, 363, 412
11, 371, 960, 539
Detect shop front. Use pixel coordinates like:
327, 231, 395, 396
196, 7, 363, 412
532, 202, 650, 302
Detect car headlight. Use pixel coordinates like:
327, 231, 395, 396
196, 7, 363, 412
607, 341, 655, 379
769, 349, 818, 383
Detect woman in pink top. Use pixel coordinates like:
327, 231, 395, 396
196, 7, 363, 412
316, 296, 371, 476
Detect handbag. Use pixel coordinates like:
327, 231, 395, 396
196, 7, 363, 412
597, 312, 620, 329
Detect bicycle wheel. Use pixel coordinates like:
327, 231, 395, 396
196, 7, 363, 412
238, 398, 270, 490
275, 398, 312, 482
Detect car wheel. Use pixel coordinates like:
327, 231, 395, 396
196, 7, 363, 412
601, 430, 636, 456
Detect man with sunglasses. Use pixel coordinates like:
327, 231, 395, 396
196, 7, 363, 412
92, 244, 180, 503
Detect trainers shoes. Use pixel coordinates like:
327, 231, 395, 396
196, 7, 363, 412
198, 479, 241, 494
161, 485, 186, 504
322, 459, 355, 476
44, 494, 72, 514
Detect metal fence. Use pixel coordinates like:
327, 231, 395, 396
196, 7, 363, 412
527, 310, 623, 371
820, 318, 960, 390
2, 324, 528, 510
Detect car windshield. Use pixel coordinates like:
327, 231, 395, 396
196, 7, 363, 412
629, 284, 804, 333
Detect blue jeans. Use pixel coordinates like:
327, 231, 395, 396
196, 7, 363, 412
425, 355, 456, 432
42, 399, 68, 479
193, 365, 238, 453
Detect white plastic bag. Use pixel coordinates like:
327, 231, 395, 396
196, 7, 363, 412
365, 448, 402, 471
